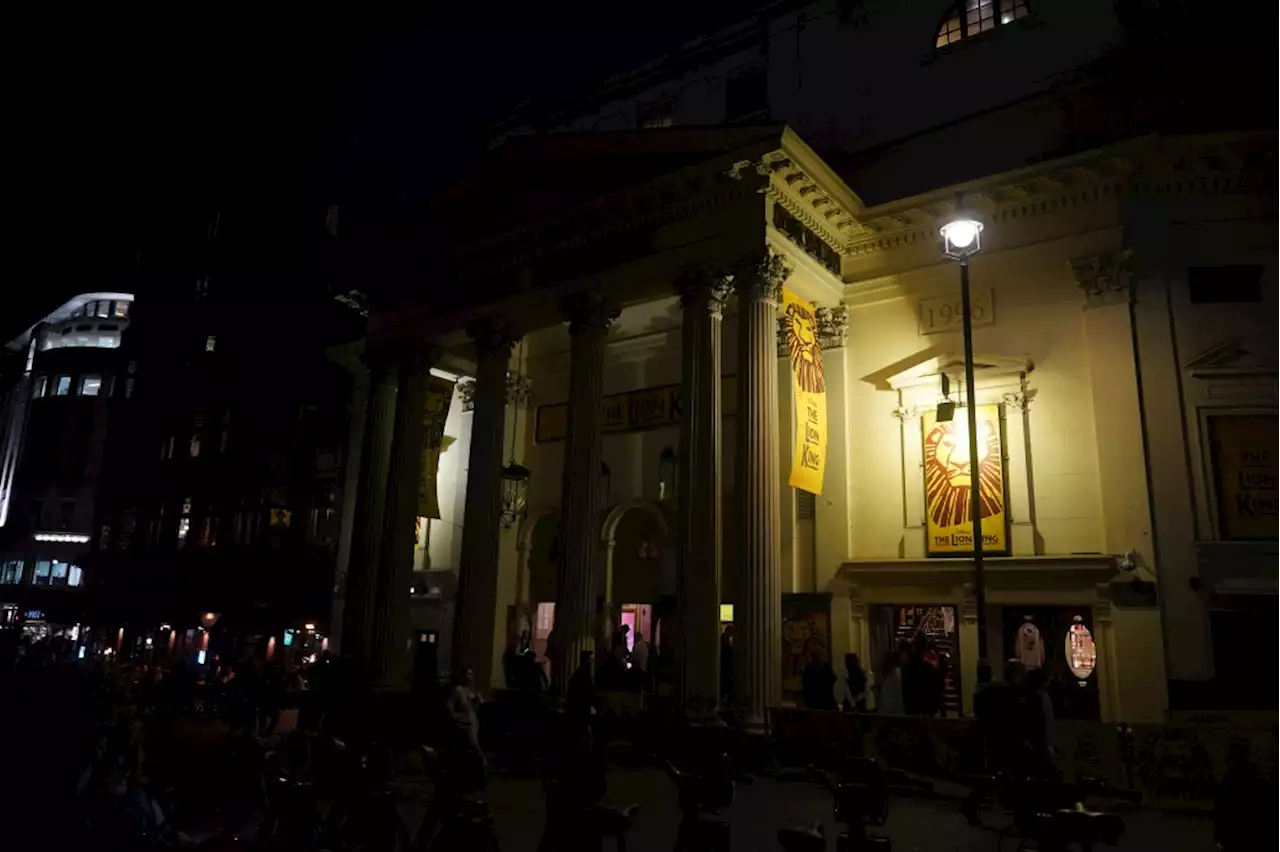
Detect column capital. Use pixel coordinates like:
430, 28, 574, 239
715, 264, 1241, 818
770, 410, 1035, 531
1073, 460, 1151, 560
560, 291, 620, 336
1069, 250, 1133, 309
467, 316, 520, 361
674, 266, 733, 316
733, 249, 792, 304
815, 305, 849, 350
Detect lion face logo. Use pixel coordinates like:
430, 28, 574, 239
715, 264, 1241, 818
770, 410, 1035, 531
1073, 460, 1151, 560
924, 417, 1003, 528
785, 302, 825, 394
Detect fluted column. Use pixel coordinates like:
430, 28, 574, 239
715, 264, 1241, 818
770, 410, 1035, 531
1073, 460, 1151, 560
553, 292, 619, 696
452, 318, 518, 690
370, 345, 438, 686
676, 269, 732, 715
733, 251, 791, 728
341, 354, 398, 665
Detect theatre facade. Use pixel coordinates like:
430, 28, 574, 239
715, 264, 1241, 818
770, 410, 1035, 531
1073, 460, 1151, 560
334, 125, 1276, 724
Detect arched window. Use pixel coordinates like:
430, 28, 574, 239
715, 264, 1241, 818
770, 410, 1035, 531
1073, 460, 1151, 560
936, 0, 1029, 49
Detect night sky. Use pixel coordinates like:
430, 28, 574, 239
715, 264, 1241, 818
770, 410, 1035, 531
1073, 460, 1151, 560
4, 3, 757, 336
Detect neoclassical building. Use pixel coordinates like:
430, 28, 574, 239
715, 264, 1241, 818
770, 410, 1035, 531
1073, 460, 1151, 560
330, 120, 1275, 724
328, 2, 1276, 720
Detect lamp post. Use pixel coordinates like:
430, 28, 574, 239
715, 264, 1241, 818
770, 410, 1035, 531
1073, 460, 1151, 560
939, 207, 989, 665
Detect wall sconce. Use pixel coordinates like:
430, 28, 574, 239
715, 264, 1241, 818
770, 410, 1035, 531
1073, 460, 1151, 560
500, 462, 532, 530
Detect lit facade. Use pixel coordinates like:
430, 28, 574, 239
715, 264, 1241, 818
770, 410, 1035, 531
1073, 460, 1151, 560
336, 1, 1275, 718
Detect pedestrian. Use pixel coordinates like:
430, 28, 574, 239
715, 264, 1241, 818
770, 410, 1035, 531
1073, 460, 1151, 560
835, 652, 868, 712
631, 631, 650, 692
446, 667, 487, 789
875, 649, 905, 715
802, 648, 838, 710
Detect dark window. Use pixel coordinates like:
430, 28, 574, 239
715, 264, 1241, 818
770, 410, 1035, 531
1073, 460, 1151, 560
725, 66, 768, 122
1188, 265, 1265, 304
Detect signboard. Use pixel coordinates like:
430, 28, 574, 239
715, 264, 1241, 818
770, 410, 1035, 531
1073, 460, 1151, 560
534, 376, 738, 443
417, 376, 456, 519
781, 287, 827, 495
1207, 414, 1278, 540
918, 290, 994, 336
922, 404, 1008, 555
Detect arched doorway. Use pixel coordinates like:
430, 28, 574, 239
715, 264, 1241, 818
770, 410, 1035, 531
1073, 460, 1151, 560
601, 500, 673, 654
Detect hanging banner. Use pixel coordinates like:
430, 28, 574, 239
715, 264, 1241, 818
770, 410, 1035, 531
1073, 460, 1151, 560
417, 375, 455, 519
1207, 414, 1278, 540
782, 287, 827, 495
922, 403, 1008, 555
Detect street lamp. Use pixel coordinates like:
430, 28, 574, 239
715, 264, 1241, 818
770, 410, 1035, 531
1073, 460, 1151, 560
939, 203, 989, 666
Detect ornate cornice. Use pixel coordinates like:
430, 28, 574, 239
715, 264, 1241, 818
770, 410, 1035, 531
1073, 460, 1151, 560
1069, 250, 1133, 308
729, 149, 863, 254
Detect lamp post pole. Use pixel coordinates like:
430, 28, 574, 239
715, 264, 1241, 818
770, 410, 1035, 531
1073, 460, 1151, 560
959, 259, 988, 664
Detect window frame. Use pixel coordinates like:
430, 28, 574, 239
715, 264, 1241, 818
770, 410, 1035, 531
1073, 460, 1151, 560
934, 0, 1030, 51
80, 375, 103, 397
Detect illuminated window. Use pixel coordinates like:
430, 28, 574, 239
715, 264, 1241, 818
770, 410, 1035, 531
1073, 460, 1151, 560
68, 565, 83, 586
113, 301, 129, 318
55, 376, 71, 396
1, 560, 21, 584
205, 335, 216, 352
99, 336, 118, 348
80, 376, 102, 397
33, 560, 52, 585
935, 0, 1028, 49
34, 376, 48, 399
50, 561, 69, 586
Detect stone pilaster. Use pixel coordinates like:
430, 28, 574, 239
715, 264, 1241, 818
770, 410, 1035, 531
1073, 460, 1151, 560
676, 268, 732, 715
340, 354, 398, 664
733, 250, 791, 727
452, 318, 518, 690
553, 292, 619, 696
328, 363, 370, 655
369, 345, 438, 687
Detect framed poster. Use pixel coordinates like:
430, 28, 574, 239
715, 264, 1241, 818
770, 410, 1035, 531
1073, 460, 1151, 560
922, 403, 1008, 555
1206, 413, 1278, 540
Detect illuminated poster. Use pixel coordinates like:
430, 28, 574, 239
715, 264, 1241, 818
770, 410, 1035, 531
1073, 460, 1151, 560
922, 404, 1007, 555
1208, 414, 1278, 540
782, 287, 827, 495
416, 376, 455, 519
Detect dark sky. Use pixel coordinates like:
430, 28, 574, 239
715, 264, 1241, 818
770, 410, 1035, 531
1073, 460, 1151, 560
4, 2, 758, 331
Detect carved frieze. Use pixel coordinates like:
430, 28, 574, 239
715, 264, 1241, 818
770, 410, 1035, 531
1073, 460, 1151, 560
1069, 250, 1133, 308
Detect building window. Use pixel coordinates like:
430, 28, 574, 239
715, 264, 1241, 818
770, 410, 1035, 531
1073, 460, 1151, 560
1188, 265, 1264, 303
68, 564, 83, 587
725, 66, 768, 122
80, 375, 103, 397
55, 376, 71, 396
205, 335, 217, 352
32, 560, 52, 585
75, 337, 90, 347
99, 336, 118, 348
113, 301, 129, 318
936, 0, 1028, 49
34, 376, 48, 399
96, 301, 111, 318
1, 560, 21, 584
50, 560, 69, 586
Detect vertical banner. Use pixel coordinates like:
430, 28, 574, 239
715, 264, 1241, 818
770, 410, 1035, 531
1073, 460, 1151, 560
782, 288, 827, 495
921, 404, 1008, 555
417, 375, 455, 519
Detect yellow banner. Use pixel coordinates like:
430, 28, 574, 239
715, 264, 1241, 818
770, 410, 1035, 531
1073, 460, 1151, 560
922, 404, 1007, 555
1208, 414, 1277, 540
782, 288, 826, 495
416, 375, 455, 519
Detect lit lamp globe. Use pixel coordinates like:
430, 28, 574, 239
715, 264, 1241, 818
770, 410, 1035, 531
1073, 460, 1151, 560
499, 462, 532, 530
939, 215, 984, 260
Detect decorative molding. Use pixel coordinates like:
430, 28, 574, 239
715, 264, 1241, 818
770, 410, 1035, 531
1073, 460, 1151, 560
731, 148, 863, 254
815, 305, 849, 350
891, 404, 919, 422
457, 373, 532, 411
466, 316, 520, 360
1002, 390, 1032, 411
674, 265, 734, 317
1183, 339, 1254, 372
1069, 250, 1133, 308
734, 249, 791, 305
560, 291, 620, 336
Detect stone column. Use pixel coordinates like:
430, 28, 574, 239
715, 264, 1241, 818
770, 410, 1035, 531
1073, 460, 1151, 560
553, 292, 619, 696
341, 354, 398, 664
676, 269, 731, 715
733, 251, 791, 728
328, 363, 370, 655
369, 346, 437, 687
452, 318, 517, 691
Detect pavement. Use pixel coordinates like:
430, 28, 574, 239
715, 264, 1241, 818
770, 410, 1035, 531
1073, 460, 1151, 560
394, 767, 1217, 852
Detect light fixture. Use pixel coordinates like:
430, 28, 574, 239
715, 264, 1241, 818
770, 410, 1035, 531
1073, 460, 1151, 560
33, 532, 91, 543
499, 339, 532, 531
939, 209, 984, 260
200, 611, 220, 629
304, 622, 316, 631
